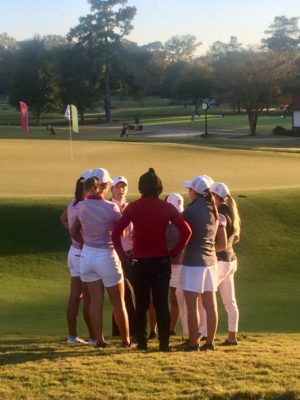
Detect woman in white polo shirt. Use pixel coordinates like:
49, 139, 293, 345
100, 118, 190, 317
70, 168, 130, 348
110, 176, 135, 339
166, 193, 185, 335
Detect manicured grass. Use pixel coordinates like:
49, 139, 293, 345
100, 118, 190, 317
0, 139, 299, 198
0, 333, 299, 400
0, 190, 299, 337
0, 134, 299, 399
0, 105, 293, 134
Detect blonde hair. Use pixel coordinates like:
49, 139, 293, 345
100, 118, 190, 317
226, 195, 241, 237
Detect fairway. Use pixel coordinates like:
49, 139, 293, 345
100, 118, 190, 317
1, 137, 300, 400
0, 139, 299, 197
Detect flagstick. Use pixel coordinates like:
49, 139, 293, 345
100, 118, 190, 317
69, 116, 74, 161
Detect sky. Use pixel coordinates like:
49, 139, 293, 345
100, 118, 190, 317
0, 0, 299, 54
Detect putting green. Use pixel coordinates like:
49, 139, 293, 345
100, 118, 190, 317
1, 139, 299, 197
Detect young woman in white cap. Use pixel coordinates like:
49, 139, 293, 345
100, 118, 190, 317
147, 193, 185, 339
60, 172, 95, 345
112, 168, 191, 352
166, 193, 185, 335
182, 175, 225, 351
110, 176, 135, 340
210, 182, 241, 345
70, 168, 130, 348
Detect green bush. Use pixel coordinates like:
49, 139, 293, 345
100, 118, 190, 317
273, 125, 286, 135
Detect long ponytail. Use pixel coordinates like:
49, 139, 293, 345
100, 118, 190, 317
73, 178, 85, 206
204, 189, 219, 221
227, 195, 241, 237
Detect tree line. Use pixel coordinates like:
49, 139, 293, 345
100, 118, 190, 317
0, 0, 299, 134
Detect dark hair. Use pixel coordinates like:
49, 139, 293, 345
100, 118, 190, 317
73, 178, 85, 206
138, 167, 163, 196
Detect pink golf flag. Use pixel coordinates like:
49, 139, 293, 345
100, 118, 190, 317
19, 101, 29, 133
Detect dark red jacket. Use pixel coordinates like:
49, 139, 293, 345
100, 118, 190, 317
112, 195, 191, 262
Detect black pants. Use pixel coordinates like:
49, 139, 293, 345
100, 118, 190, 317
131, 256, 171, 349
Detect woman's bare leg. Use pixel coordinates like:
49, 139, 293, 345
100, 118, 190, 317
86, 280, 105, 344
201, 291, 218, 345
106, 281, 130, 345
184, 290, 200, 347
66, 277, 82, 337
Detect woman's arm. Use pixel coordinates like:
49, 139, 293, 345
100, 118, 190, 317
170, 211, 192, 257
215, 213, 227, 252
112, 215, 131, 263
69, 217, 83, 246
232, 235, 240, 244
215, 225, 227, 252
60, 208, 69, 230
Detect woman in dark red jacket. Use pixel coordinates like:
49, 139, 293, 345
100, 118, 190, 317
112, 168, 191, 351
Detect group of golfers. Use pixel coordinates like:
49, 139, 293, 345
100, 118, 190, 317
60, 166, 241, 352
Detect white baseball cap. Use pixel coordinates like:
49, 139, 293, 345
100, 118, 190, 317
80, 169, 93, 180
90, 168, 112, 184
183, 176, 210, 195
167, 193, 184, 212
111, 176, 128, 187
210, 182, 230, 199
202, 175, 214, 187
184, 174, 214, 190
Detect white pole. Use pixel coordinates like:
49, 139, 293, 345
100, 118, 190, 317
69, 107, 74, 161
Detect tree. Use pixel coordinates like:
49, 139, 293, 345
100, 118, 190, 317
174, 60, 213, 114
58, 44, 101, 123
213, 50, 296, 134
207, 36, 243, 61
41, 35, 69, 50
116, 40, 168, 100
0, 33, 18, 97
9, 38, 62, 123
69, 0, 136, 122
164, 34, 201, 63
161, 60, 212, 114
262, 16, 300, 54
161, 61, 187, 99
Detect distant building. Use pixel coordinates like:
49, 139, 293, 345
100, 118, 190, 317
287, 95, 300, 128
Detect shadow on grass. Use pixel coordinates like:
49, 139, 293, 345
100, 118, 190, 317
0, 201, 68, 256
211, 391, 299, 400
0, 338, 162, 366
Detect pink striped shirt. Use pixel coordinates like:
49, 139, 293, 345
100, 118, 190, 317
78, 197, 122, 249
67, 200, 82, 249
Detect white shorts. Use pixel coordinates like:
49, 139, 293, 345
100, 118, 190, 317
182, 264, 218, 293
67, 246, 81, 277
170, 264, 182, 288
80, 245, 123, 287
218, 259, 237, 284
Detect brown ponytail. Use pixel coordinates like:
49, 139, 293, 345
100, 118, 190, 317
226, 195, 241, 237
73, 178, 85, 206
204, 189, 219, 221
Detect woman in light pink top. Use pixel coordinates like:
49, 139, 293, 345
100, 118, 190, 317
70, 168, 130, 348
60, 176, 95, 345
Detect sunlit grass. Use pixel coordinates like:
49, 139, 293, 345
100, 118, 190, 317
0, 334, 299, 400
